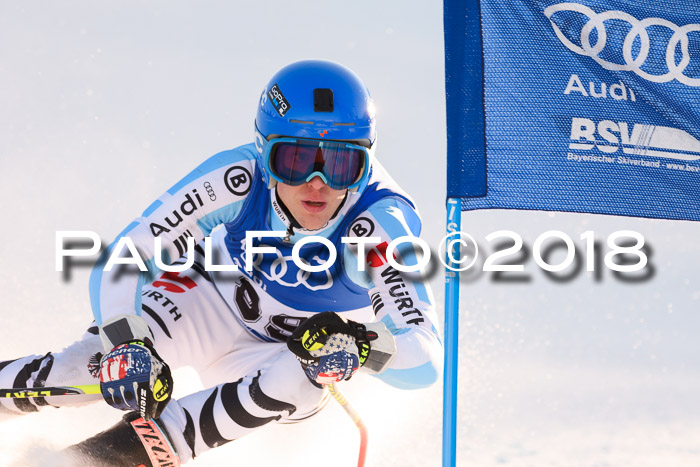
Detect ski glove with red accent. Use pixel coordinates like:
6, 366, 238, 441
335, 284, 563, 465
99, 339, 173, 420
287, 311, 396, 386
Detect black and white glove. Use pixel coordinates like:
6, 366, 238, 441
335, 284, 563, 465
287, 312, 396, 386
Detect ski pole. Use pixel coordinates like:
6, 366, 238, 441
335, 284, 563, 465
328, 383, 368, 467
3, 382, 369, 467
0, 384, 101, 398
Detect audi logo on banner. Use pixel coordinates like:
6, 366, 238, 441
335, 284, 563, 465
545, 3, 700, 86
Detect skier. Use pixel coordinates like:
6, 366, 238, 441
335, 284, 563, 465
0, 60, 441, 466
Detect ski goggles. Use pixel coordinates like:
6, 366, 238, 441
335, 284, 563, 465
265, 137, 370, 190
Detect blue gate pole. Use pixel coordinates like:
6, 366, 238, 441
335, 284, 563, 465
442, 198, 462, 467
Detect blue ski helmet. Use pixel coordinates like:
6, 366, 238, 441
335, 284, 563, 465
254, 60, 376, 189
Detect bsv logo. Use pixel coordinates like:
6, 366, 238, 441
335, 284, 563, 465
545, 3, 700, 86
570, 117, 700, 161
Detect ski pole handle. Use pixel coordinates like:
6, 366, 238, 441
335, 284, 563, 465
0, 384, 101, 398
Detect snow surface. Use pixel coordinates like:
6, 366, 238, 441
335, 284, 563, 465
1, 2, 698, 466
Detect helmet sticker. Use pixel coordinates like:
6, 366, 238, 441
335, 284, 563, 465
267, 83, 291, 117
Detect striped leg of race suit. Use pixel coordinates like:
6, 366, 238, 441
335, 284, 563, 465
0, 327, 103, 419
156, 347, 329, 463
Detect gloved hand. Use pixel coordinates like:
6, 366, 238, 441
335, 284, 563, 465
287, 312, 389, 386
99, 339, 173, 420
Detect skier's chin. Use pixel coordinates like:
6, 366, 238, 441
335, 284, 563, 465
296, 210, 332, 230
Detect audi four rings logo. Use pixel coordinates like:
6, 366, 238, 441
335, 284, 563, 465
203, 181, 216, 201
544, 3, 700, 86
